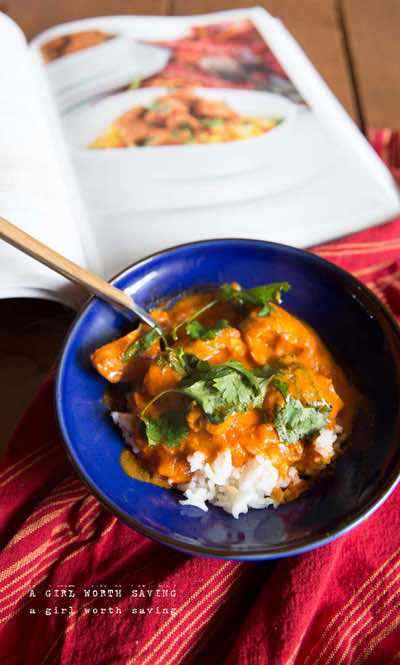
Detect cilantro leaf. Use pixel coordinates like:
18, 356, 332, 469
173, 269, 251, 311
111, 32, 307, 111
186, 319, 229, 340
200, 118, 225, 127
180, 360, 269, 423
213, 372, 252, 408
148, 102, 170, 112
181, 354, 210, 374
219, 282, 291, 317
123, 328, 161, 363
272, 378, 289, 398
171, 298, 218, 341
141, 360, 270, 426
185, 320, 204, 339
142, 411, 188, 448
163, 347, 188, 375
178, 123, 194, 133
274, 396, 329, 444
160, 347, 209, 376
129, 77, 142, 90
182, 379, 226, 422
220, 360, 267, 394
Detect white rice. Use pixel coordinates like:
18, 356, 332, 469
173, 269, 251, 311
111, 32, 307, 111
111, 412, 139, 453
313, 426, 341, 459
111, 413, 339, 519
179, 449, 303, 518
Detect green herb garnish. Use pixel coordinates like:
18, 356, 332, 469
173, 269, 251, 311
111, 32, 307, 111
166, 348, 208, 375
157, 347, 210, 377
179, 123, 194, 132
124, 281, 290, 364
200, 118, 224, 127
148, 102, 170, 113
142, 359, 270, 426
123, 328, 161, 363
163, 347, 188, 375
219, 282, 290, 317
142, 411, 189, 448
171, 126, 195, 142
181, 360, 268, 423
272, 378, 289, 398
186, 318, 229, 341
129, 77, 142, 90
171, 299, 219, 341
274, 396, 329, 444
182, 360, 270, 423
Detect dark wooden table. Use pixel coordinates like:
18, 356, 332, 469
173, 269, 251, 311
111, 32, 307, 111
1, 0, 399, 446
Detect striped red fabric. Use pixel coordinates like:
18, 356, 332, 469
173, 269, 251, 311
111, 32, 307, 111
368, 128, 400, 185
1, 131, 400, 665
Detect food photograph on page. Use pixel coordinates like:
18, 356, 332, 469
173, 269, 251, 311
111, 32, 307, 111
1, 3, 400, 665
30, 11, 398, 276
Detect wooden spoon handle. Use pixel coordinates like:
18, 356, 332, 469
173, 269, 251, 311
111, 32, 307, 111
0, 215, 159, 330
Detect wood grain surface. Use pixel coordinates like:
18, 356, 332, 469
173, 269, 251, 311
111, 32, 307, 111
0, 0, 398, 446
3, 0, 169, 40
341, 0, 400, 129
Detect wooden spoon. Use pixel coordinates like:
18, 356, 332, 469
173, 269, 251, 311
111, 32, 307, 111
0, 215, 163, 334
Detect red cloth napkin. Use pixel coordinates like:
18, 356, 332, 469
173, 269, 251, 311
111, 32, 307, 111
1, 131, 400, 665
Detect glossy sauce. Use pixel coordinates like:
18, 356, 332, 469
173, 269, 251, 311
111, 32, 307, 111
92, 290, 359, 500
89, 89, 280, 149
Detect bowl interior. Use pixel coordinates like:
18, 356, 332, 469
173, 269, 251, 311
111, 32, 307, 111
57, 240, 400, 559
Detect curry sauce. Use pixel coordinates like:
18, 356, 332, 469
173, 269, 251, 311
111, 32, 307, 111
92, 283, 359, 511
89, 89, 281, 149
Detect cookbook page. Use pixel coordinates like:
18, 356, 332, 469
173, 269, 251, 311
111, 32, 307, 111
31, 8, 399, 279
0, 13, 91, 306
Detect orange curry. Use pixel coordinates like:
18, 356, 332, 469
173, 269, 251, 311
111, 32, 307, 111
41, 30, 113, 64
92, 283, 358, 505
89, 89, 280, 149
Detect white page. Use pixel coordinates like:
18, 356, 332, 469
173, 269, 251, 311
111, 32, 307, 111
31, 9, 399, 279
0, 13, 89, 306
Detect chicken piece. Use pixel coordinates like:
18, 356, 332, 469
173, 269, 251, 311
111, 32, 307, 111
168, 293, 214, 327
165, 112, 201, 132
91, 325, 158, 383
144, 128, 181, 146
184, 326, 248, 365
263, 364, 344, 425
114, 115, 150, 146
192, 98, 236, 120
147, 308, 171, 331
144, 110, 169, 127
92, 107, 147, 148
205, 410, 262, 467
117, 106, 146, 123
148, 96, 189, 115
143, 363, 182, 396
241, 305, 333, 376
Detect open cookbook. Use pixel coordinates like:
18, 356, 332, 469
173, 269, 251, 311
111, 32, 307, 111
1, 7, 399, 307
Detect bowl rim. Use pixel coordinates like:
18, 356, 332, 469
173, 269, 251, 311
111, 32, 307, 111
56, 238, 400, 560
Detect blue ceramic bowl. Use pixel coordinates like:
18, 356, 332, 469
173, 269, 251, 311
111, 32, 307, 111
56, 239, 400, 560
